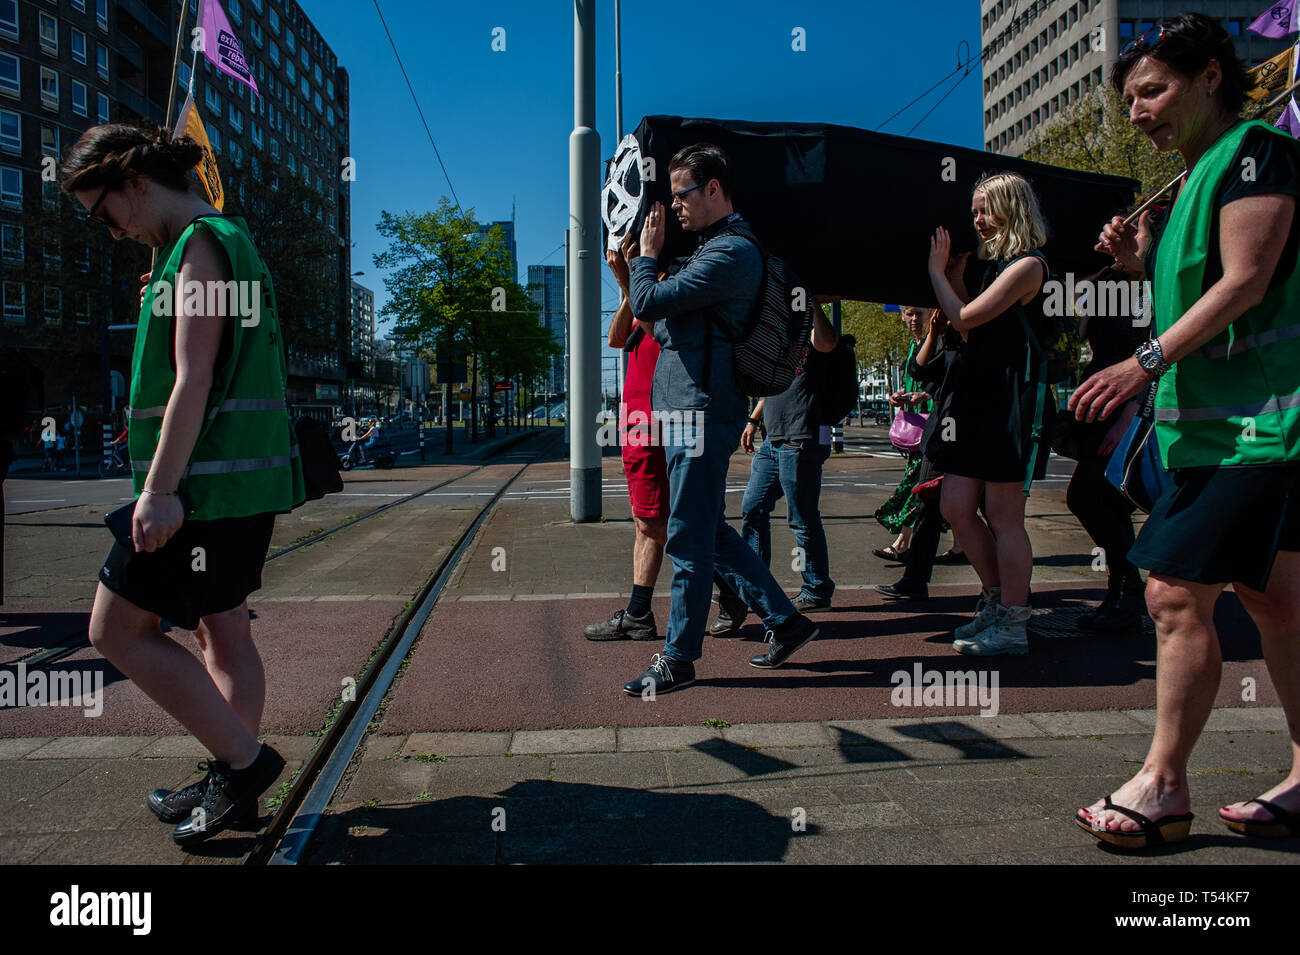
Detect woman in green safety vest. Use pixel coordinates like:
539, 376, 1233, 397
1071, 13, 1300, 850
61, 124, 304, 847
872, 306, 937, 560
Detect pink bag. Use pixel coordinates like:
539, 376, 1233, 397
888, 408, 929, 453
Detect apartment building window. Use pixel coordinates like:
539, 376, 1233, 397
1227, 19, 1242, 36
71, 81, 87, 117
44, 286, 60, 322
1, 223, 21, 263
314, 64, 322, 85
40, 69, 57, 111
286, 61, 295, 83
44, 235, 60, 270
269, 138, 279, 159
300, 76, 309, 98
41, 125, 57, 158
251, 20, 263, 47
286, 151, 295, 173
269, 42, 280, 67
72, 0, 86, 11
75, 290, 90, 323
228, 104, 243, 133
326, 106, 334, 127
39, 13, 57, 54
206, 85, 221, 113
300, 46, 309, 69
1119, 20, 1134, 38
97, 92, 108, 123
269, 8, 279, 35
95, 0, 107, 30
250, 0, 262, 12
229, 0, 241, 25
0, 109, 17, 154
97, 43, 108, 80
208, 125, 221, 154
251, 123, 263, 148
4, 282, 23, 322
71, 28, 87, 64
285, 30, 295, 55
0, 1, 16, 41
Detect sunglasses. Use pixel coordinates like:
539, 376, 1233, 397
1122, 23, 1167, 56
671, 181, 707, 201
82, 183, 115, 228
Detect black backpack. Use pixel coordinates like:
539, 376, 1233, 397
819, 334, 859, 425
293, 414, 343, 502
712, 224, 814, 398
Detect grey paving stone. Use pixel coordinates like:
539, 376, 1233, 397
329, 827, 498, 865
788, 826, 956, 864
338, 755, 435, 805
363, 735, 406, 760
25, 736, 152, 759
825, 718, 945, 745
1121, 709, 1159, 728
509, 728, 616, 754
134, 736, 209, 758
617, 725, 723, 752
0, 832, 62, 864
31, 828, 180, 865
1103, 731, 1280, 774
1023, 710, 1152, 737
635, 811, 795, 864
0, 738, 52, 760
500, 820, 649, 865
905, 757, 1027, 782
0, 758, 99, 801
929, 714, 1047, 741
934, 817, 1094, 858
263, 735, 317, 761
548, 752, 671, 789
1009, 736, 1145, 779
0, 796, 138, 836
801, 800, 914, 831
1202, 707, 1288, 732
882, 779, 1054, 829
402, 731, 511, 758
721, 722, 834, 748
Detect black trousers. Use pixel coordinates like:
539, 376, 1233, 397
1067, 452, 1138, 581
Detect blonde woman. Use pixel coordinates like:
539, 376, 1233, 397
926, 172, 1054, 655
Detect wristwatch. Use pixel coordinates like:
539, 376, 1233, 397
1134, 338, 1171, 379
747, 417, 762, 427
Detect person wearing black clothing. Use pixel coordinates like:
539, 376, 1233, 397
1056, 263, 1152, 631
876, 311, 963, 601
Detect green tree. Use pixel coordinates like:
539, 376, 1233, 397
841, 300, 911, 396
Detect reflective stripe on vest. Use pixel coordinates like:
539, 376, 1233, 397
1198, 323, 1300, 360
130, 398, 285, 422
132, 444, 300, 475
128, 405, 168, 420
1154, 390, 1300, 423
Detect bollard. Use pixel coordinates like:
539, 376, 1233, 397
102, 423, 112, 468
832, 419, 844, 454
418, 422, 425, 461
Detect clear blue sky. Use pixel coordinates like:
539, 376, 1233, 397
303, 0, 985, 387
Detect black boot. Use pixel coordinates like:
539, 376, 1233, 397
1083, 572, 1146, 634
171, 744, 285, 847
1077, 578, 1121, 630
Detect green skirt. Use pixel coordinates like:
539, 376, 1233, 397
874, 451, 924, 532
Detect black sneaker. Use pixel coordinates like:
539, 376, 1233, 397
708, 600, 748, 636
792, 594, 831, 612
584, 609, 657, 641
171, 743, 285, 847
622, 653, 695, 696
875, 580, 929, 601
749, 613, 819, 669
147, 761, 219, 824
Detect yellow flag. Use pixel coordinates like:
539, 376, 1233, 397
1245, 46, 1295, 104
172, 91, 224, 211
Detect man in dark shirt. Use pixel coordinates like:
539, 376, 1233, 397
712, 303, 840, 631
620, 143, 818, 696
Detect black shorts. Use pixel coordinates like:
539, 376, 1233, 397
1128, 462, 1300, 592
99, 513, 277, 630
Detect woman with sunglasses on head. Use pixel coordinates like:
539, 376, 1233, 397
1071, 13, 1300, 849
926, 171, 1054, 657
62, 124, 305, 847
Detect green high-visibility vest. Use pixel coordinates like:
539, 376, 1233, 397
1152, 119, 1300, 469
128, 215, 306, 519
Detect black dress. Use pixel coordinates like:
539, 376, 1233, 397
925, 254, 1054, 484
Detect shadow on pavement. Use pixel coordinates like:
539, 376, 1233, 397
308, 779, 816, 864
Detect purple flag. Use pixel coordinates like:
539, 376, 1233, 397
199, 0, 260, 97
1250, 1, 1298, 38
1277, 98, 1300, 137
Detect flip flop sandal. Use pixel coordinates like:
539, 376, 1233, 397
1074, 795, 1194, 849
1219, 798, 1300, 838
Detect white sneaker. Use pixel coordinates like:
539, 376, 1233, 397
957, 605, 1030, 656
953, 588, 1001, 643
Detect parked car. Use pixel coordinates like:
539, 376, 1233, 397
862, 399, 892, 426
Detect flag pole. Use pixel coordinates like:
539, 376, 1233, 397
164, 0, 191, 133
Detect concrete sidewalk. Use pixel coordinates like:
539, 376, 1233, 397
305, 707, 1299, 865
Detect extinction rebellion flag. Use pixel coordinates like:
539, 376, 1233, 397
199, 0, 260, 98
173, 92, 225, 211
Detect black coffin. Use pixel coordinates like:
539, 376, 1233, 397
627, 115, 1140, 305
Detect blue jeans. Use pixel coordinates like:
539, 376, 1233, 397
661, 409, 796, 664
740, 440, 835, 602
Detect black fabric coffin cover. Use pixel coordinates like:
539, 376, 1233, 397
627, 115, 1140, 305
